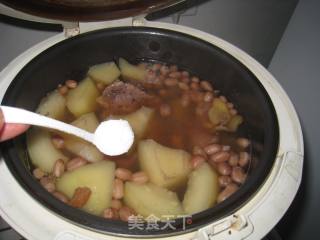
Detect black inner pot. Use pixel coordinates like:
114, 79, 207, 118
0, 27, 279, 237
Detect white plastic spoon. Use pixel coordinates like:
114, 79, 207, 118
1, 106, 134, 157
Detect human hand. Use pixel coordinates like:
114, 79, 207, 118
0, 108, 29, 142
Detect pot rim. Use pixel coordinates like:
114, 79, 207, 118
0, 23, 302, 240
1, 26, 279, 237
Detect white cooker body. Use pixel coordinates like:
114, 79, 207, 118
0, 18, 303, 240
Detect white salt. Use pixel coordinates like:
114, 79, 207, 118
93, 119, 134, 156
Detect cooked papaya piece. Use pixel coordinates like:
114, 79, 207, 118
36, 90, 66, 120
88, 61, 120, 85
27, 127, 68, 173
66, 77, 99, 117
227, 115, 244, 132
138, 139, 191, 190
63, 112, 103, 162
208, 98, 231, 125
112, 106, 154, 139
182, 163, 219, 215
124, 182, 184, 219
71, 112, 100, 133
56, 161, 115, 215
119, 58, 146, 81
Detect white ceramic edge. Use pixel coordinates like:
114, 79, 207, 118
0, 20, 303, 240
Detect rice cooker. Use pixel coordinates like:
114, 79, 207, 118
0, 1, 303, 240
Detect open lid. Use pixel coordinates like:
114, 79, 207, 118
0, 0, 184, 22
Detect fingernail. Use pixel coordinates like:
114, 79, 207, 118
0, 108, 4, 130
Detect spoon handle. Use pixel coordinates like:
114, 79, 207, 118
1, 106, 94, 143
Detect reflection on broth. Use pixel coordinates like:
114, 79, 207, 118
27, 58, 251, 222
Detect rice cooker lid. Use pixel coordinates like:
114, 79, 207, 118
0, 0, 184, 22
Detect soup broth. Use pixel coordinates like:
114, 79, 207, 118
27, 58, 251, 222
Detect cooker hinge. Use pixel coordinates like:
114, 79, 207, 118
63, 15, 147, 37
64, 23, 80, 38
132, 15, 147, 26
193, 215, 253, 240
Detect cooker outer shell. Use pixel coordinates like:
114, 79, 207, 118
0, 20, 303, 240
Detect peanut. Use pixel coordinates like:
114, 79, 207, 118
33, 168, 45, 179
219, 96, 227, 102
112, 179, 124, 199
158, 89, 168, 97
181, 71, 190, 77
192, 146, 207, 158
210, 151, 231, 163
65, 80, 78, 89
228, 153, 239, 167
231, 167, 247, 184
204, 144, 222, 155
227, 102, 234, 109
191, 155, 206, 169
115, 168, 132, 181
66, 157, 87, 171
210, 135, 220, 144
119, 206, 136, 222
164, 78, 178, 87
237, 138, 250, 148
103, 208, 119, 220
51, 135, 64, 149
217, 184, 239, 203
190, 82, 200, 90
178, 82, 190, 91
203, 92, 214, 102
131, 171, 149, 184
53, 159, 65, 178
160, 66, 169, 75
169, 71, 181, 78
40, 176, 55, 193
200, 81, 213, 91
52, 191, 69, 203
191, 76, 199, 83
239, 152, 250, 167
169, 65, 178, 72
69, 187, 91, 208
230, 109, 238, 116
222, 145, 231, 151
218, 176, 232, 188
111, 199, 123, 210
58, 85, 68, 95
181, 77, 190, 84
152, 63, 162, 71
216, 162, 232, 176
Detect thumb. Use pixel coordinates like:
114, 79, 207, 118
0, 107, 30, 142
0, 108, 4, 130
